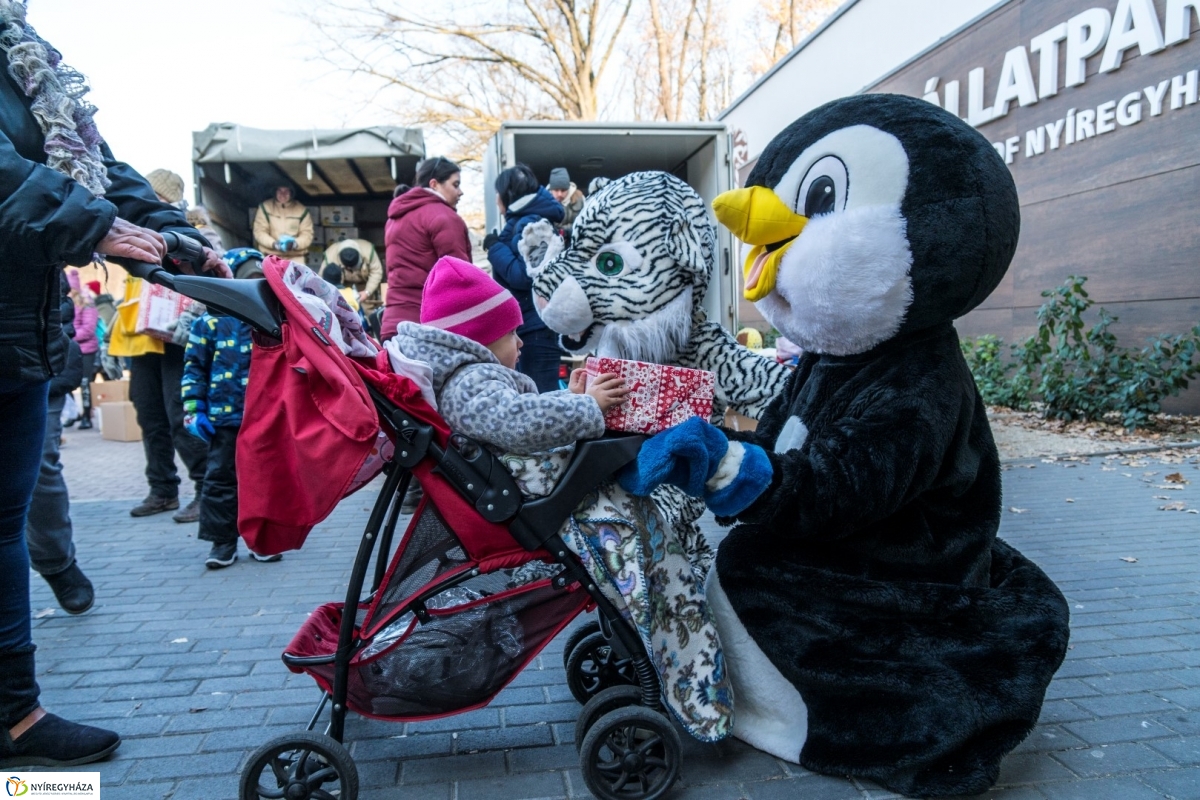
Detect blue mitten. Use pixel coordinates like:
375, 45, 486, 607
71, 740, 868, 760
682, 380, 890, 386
184, 411, 215, 443
703, 441, 774, 517
618, 416, 730, 498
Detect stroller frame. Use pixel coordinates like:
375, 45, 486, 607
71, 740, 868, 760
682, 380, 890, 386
122, 253, 688, 800
282, 385, 660, 744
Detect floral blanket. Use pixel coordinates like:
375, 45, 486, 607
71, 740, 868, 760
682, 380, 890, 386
560, 482, 733, 742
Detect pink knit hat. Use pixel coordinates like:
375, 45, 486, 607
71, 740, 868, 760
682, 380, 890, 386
420, 257, 523, 345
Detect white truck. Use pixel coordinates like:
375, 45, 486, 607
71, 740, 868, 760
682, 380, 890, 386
483, 121, 739, 332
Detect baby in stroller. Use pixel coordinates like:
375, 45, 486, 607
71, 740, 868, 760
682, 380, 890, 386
392, 257, 732, 741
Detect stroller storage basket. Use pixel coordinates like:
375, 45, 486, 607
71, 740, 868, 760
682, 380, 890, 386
284, 500, 590, 721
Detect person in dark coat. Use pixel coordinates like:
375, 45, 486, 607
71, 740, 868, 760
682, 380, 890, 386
24, 274, 94, 616
381, 156, 471, 340
0, 1, 224, 770
485, 164, 565, 393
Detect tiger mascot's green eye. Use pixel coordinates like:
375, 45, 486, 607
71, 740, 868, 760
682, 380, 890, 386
596, 251, 623, 276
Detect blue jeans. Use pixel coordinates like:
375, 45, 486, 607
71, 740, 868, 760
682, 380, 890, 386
25, 394, 77, 576
516, 327, 563, 394
0, 378, 48, 727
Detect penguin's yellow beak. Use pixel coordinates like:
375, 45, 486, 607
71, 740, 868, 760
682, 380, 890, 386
712, 187, 807, 302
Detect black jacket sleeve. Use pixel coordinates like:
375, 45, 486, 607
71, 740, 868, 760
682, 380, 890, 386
49, 338, 83, 398
0, 127, 115, 267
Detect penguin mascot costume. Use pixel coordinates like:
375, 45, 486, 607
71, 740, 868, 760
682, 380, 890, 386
620, 94, 1070, 797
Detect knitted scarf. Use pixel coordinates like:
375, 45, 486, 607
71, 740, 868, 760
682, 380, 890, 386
0, 0, 109, 196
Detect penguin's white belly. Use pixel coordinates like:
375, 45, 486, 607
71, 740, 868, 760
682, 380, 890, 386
707, 568, 807, 762
775, 415, 809, 454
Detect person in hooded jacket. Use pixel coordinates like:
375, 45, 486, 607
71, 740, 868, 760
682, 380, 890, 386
381, 156, 471, 341
484, 164, 565, 393
0, 1, 226, 769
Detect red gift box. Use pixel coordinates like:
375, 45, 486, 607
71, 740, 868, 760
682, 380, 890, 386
586, 357, 715, 434
135, 282, 193, 341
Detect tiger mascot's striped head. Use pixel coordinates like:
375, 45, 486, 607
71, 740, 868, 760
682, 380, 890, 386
529, 171, 715, 364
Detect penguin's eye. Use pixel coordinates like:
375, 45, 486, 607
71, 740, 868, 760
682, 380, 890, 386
596, 252, 623, 276
797, 156, 848, 218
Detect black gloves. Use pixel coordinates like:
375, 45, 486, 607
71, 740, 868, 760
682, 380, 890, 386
483, 232, 501, 250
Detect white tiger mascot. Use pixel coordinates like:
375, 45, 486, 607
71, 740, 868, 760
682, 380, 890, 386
524, 171, 791, 569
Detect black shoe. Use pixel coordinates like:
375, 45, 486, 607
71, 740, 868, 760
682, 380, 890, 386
172, 497, 201, 524
129, 495, 179, 517
205, 541, 238, 569
77, 416, 93, 430
249, 550, 282, 563
43, 563, 94, 615
0, 712, 120, 768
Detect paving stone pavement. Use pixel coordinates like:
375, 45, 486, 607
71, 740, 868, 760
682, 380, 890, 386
17, 429, 1200, 798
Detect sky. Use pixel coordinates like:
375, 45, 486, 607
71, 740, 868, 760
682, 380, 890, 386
35, 0, 384, 200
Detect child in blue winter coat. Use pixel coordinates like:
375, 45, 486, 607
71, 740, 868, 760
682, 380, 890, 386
182, 313, 281, 568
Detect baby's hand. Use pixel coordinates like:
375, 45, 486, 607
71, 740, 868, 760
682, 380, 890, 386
568, 367, 588, 394
587, 373, 630, 412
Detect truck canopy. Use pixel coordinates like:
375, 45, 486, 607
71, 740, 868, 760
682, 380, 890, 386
193, 123, 424, 259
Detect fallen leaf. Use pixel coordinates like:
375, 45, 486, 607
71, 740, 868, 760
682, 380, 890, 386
33, 607, 54, 619
1122, 473, 1134, 478
1065, 498, 1075, 503
1154, 495, 1171, 500
1101, 466, 1116, 471
1155, 485, 1185, 490
1009, 507, 1028, 514
1120, 557, 1138, 563
171, 637, 188, 644
1160, 501, 1188, 511
1188, 509, 1199, 514
1166, 472, 1189, 484
188, 707, 207, 714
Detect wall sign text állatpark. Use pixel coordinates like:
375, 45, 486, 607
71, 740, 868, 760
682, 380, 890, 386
919, 0, 1198, 163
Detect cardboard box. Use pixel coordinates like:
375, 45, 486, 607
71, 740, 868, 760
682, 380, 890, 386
305, 248, 325, 270
92, 379, 129, 405
586, 357, 715, 434
324, 226, 359, 244
100, 401, 141, 442
723, 408, 760, 433
320, 205, 355, 226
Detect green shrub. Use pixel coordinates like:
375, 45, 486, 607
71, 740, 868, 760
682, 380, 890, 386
960, 276, 1200, 428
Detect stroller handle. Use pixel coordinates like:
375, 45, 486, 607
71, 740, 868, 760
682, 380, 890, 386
111, 233, 284, 339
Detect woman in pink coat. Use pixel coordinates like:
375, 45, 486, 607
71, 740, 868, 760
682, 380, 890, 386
65, 270, 99, 429
381, 157, 472, 341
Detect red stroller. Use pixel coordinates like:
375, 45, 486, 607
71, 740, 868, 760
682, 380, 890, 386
126, 245, 687, 800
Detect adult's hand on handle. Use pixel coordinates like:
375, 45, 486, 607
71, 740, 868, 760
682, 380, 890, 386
197, 247, 231, 278
95, 218, 166, 264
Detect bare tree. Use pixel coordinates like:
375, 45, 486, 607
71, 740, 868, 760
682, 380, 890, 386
312, 0, 634, 161
628, 0, 733, 121
752, 0, 843, 76
309, 0, 840, 158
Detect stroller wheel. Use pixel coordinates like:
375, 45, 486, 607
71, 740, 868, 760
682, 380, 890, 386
580, 705, 682, 800
561, 619, 602, 671
575, 684, 642, 751
239, 731, 358, 800
565, 631, 637, 705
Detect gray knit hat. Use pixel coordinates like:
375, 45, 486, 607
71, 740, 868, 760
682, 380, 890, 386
146, 169, 184, 204
548, 167, 570, 190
